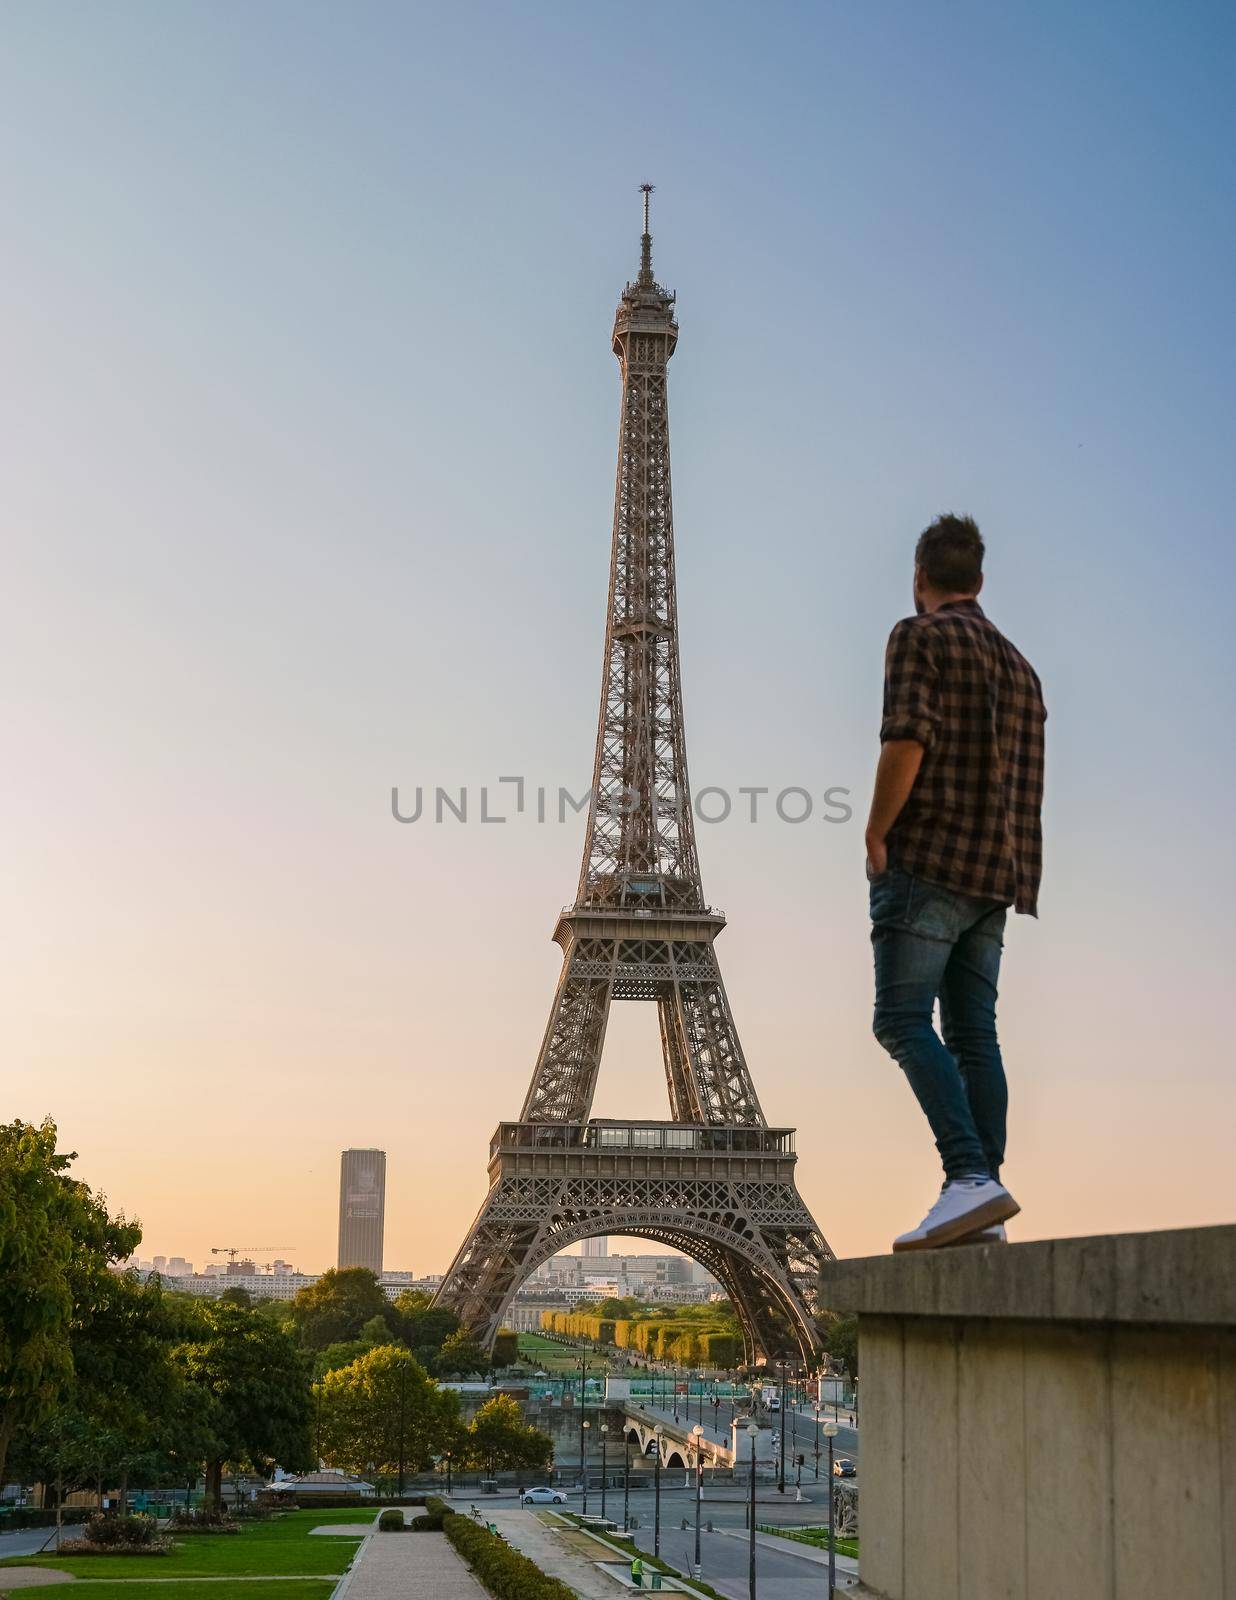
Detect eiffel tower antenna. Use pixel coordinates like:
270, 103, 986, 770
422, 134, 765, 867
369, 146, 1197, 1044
435, 194, 832, 1366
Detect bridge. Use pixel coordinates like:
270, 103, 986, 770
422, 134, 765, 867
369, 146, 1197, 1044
617, 1400, 775, 1471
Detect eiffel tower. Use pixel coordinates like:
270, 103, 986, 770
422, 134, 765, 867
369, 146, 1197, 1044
435, 189, 833, 1366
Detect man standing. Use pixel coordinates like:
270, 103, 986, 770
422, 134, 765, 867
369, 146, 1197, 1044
866, 514, 1046, 1250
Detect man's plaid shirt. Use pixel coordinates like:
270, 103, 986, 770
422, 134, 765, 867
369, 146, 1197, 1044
881, 599, 1046, 915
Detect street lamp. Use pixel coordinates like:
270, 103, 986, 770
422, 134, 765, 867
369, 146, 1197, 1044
745, 1420, 760, 1599
823, 1421, 839, 1597
653, 1424, 664, 1558
777, 1366, 786, 1494
622, 1423, 631, 1534
813, 1403, 821, 1480
578, 1346, 589, 1504
581, 1420, 590, 1515
690, 1423, 704, 1578
600, 1424, 608, 1520
397, 1358, 408, 1497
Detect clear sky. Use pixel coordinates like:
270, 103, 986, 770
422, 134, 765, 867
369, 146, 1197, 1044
3, 1, 1234, 1276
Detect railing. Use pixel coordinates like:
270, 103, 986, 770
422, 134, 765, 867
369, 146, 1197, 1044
559, 903, 725, 920
491, 1122, 795, 1157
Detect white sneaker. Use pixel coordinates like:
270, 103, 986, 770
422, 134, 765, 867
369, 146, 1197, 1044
892, 1177, 1019, 1253
944, 1221, 1008, 1247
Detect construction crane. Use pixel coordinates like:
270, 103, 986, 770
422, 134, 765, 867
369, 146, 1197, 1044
210, 1245, 296, 1264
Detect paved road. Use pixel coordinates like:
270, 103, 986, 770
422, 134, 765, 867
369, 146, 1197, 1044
0, 1528, 74, 1562
447, 1484, 837, 1529
491, 1504, 857, 1600
631, 1521, 859, 1597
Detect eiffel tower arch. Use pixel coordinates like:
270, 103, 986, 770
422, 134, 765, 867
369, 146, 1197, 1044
435, 189, 833, 1366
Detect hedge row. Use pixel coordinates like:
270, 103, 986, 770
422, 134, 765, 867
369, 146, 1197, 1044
538, 1310, 740, 1367
0, 1508, 92, 1530
443, 1510, 578, 1600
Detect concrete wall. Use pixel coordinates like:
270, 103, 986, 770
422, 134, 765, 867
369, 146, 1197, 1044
820, 1225, 1235, 1600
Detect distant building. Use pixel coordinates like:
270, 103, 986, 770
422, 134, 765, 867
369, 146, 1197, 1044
267, 1469, 375, 1499
581, 1236, 609, 1258
521, 1248, 714, 1298
378, 1269, 424, 1301
175, 1271, 318, 1301
337, 1148, 386, 1275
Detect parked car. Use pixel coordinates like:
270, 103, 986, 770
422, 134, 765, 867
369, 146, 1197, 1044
832, 1457, 857, 1478
522, 1487, 568, 1506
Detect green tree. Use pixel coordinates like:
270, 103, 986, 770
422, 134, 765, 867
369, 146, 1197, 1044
255, 1299, 297, 1334
824, 1314, 858, 1377
391, 1289, 434, 1315
218, 1286, 253, 1308
392, 1294, 460, 1365
312, 1340, 370, 1382
314, 1346, 459, 1481
491, 1330, 518, 1368
0, 1120, 140, 1487
464, 1395, 552, 1475
177, 1302, 313, 1507
292, 1268, 393, 1350
435, 1329, 490, 1378
65, 1269, 207, 1509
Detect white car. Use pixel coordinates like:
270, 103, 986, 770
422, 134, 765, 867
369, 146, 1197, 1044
522, 1487, 567, 1506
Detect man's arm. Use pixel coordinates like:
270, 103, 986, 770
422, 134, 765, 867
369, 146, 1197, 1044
868, 616, 940, 872
865, 739, 925, 873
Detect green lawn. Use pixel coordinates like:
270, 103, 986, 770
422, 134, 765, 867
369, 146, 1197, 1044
759, 1522, 860, 1559
0, 1508, 366, 1580
1, 1584, 336, 1599
516, 1332, 610, 1376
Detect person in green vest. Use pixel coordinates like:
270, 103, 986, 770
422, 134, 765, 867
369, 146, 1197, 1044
631, 1553, 643, 1586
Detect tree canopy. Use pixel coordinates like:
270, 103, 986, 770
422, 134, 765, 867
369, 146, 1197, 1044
463, 1395, 552, 1475
291, 1268, 394, 1350
314, 1346, 459, 1480
0, 1119, 140, 1487
175, 1301, 313, 1506
2, 1122, 315, 1508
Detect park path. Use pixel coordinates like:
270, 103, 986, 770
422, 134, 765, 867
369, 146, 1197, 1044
342, 1528, 487, 1600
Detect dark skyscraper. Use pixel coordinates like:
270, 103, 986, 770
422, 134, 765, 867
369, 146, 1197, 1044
337, 1148, 386, 1274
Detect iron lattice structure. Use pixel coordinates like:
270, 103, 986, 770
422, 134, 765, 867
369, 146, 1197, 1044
435, 193, 833, 1365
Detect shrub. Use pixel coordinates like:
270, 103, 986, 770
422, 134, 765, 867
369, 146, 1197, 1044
412, 1495, 447, 1531
230, 1500, 273, 1521
60, 1514, 172, 1556
378, 1509, 405, 1532
84, 1514, 160, 1548
443, 1511, 577, 1600
168, 1506, 240, 1533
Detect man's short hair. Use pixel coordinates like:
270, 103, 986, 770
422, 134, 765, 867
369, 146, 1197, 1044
915, 513, 984, 594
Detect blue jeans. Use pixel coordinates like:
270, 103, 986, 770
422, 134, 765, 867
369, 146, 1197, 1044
869, 866, 1008, 1182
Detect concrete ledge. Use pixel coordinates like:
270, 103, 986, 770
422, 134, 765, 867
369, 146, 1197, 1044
818, 1222, 1235, 1326
827, 1224, 1236, 1599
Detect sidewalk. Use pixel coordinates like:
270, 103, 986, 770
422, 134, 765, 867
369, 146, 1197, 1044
490, 1509, 621, 1600
343, 1527, 487, 1600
